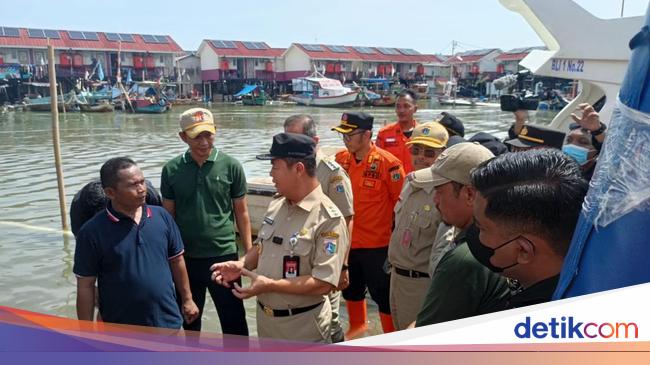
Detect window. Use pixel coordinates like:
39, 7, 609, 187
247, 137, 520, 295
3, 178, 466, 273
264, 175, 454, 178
159, 55, 164, 63
18, 51, 27, 63
34, 51, 45, 64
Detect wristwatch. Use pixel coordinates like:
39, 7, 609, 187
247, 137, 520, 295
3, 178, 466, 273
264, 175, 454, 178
341, 264, 349, 271
591, 123, 607, 136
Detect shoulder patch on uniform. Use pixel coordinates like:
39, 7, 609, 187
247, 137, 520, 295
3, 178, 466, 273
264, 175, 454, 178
320, 231, 340, 239
391, 170, 402, 182
406, 172, 415, 181
323, 158, 339, 171
330, 175, 344, 184
323, 203, 342, 218
324, 239, 337, 256
388, 165, 401, 172
263, 216, 274, 225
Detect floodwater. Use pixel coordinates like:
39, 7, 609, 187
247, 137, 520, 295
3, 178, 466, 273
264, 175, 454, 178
0, 101, 557, 337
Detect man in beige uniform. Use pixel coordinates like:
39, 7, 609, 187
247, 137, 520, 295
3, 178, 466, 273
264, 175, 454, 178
284, 114, 353, 343
211, 133, 349, 343
388, 121, 452, 330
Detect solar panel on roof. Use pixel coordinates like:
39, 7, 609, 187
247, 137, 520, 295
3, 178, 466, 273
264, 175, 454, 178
0, 27, 20, 37
83, 32, 98, 41
44, 29, 60, 39
211, 40, 237, 49
141, 34, 157, 43
119, 33, 134, 42
302, 44, 324, 52
326, 45, 348, 53
105, 33, 121, 41
397, 48, 420, 55
28, 29, 46, 38
353, 46, 376, 54
68, 31, 84, 40
154, 35, 169, 44
377, 47, 399, 55
242, 41, 269, 50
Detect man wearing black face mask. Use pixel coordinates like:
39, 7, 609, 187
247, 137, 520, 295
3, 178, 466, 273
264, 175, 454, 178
469, 149, 588, 308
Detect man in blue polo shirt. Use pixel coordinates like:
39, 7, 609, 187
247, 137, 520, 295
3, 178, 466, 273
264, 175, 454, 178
74, 157, 199, 328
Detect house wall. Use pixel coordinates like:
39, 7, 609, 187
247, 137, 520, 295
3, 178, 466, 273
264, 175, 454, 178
283, 46, 310, 72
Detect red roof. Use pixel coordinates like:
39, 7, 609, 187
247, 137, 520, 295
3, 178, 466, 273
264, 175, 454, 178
293, 44, 442, 64
496, 52, 529, 61
205, 41, 285, 58
0, 28, 182, 53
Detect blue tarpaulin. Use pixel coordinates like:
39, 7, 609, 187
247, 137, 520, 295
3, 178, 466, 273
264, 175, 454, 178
234, 84, 258, 97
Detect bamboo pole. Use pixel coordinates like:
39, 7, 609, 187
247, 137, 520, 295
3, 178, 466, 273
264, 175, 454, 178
47, 43, 69, 231
59, 81, 66, 116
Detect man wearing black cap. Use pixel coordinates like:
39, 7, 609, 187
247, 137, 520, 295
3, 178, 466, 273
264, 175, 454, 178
210, 133, 349, 343
438, 112, 465, 138
504, 124, 566, 151
333, 112, 405, 337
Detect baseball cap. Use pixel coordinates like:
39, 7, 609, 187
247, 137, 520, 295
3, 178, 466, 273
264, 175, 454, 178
438, 112, 465, 137
504, 124, 566, 150
179, 108, 216, 139
469, 132, 508, 156
411, 142, 494, 187
256, 133, 316, 160
331, 112, 374, 134
405, 121, 449, 149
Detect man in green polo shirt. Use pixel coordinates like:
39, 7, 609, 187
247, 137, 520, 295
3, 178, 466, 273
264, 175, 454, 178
161, 108, 251, 336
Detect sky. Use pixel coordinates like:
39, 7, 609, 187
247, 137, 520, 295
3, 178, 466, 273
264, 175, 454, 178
5, 0, 649, 54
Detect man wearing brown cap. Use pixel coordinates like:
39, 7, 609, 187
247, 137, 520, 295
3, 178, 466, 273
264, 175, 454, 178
413, 143, 511, 327
161, 108, 251, 335
332, 112, 405, 337
211, 133, 349, 343
387, 121, 450, 330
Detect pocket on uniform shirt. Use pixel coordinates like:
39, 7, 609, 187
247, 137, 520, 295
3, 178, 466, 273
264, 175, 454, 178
292, 237, 314, 257
359, 178, 382, 202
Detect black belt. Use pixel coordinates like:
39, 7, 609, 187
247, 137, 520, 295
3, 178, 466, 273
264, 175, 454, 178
258, 301, 323, 317
394, 267, 430, 278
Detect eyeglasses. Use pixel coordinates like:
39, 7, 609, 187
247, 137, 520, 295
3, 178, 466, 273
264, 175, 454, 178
341, 131, 365, 141
410, 146, 441, 158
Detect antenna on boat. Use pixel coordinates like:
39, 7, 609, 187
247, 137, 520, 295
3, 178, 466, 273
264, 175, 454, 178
621, 0, 625, 17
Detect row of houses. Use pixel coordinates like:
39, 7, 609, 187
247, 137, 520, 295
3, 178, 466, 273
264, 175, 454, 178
0, 25, 542, 99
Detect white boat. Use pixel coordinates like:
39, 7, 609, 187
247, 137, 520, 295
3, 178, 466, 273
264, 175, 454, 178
501, 0, 642, 130
438, 96, 501, 108
290, 71, 360, 107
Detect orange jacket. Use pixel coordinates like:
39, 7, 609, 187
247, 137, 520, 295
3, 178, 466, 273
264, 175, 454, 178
335, 143, 405, 249
376, 121, 416, 173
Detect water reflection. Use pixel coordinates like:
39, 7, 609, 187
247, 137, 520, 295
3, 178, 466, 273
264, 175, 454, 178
0, 102, 556, 337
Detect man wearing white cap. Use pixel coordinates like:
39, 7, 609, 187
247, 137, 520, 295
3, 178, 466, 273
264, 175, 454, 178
161, 108, 251, 335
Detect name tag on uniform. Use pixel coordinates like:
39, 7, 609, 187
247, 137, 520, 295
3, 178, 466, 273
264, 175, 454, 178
283, 256, 300, 278
401, 228, 412, 248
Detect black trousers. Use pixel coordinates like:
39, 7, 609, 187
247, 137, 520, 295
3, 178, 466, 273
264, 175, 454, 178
342, 247, 391, 314
178, 254, 249, 336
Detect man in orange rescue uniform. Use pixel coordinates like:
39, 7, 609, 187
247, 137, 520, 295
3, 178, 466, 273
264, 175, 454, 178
333, 112, 405, 338
376, 90, 419, 173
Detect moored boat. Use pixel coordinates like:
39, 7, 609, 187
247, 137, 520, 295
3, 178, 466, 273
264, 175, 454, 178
290, 71, 360, 107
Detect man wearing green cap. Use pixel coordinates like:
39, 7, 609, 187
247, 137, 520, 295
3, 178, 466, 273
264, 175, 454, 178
161, 108, 251, 336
